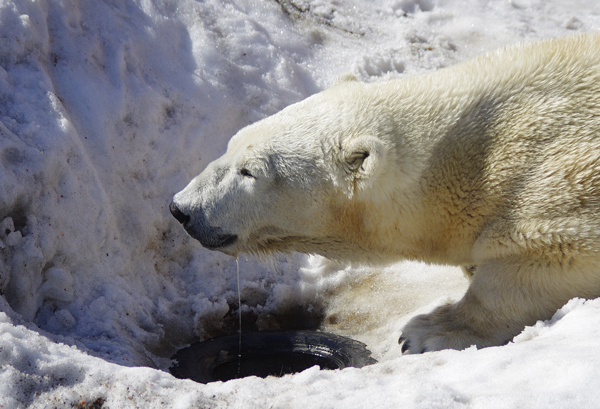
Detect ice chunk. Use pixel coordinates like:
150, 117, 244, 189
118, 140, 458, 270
38, 267, 74, 302
55, 308, 76, 328
5, 231, 22, 247
0, 218, 14, 237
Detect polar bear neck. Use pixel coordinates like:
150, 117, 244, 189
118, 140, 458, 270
334, 70, 507, 265
333, 34, 600, 266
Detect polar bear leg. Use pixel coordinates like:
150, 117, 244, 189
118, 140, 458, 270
399, 257, 578, 353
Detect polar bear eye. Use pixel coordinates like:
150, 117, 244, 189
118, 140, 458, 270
240, 168, 254, 178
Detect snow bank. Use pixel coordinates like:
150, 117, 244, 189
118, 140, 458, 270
0, 0, 327, 368
3, 296, 600, 408
1, 0, 600, 407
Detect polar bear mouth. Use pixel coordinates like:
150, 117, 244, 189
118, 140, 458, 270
197, 233, 238, 250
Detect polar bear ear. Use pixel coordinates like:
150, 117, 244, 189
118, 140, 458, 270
341, 135, 386, 181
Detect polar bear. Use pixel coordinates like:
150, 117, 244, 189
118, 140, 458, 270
171, 34, 600, 353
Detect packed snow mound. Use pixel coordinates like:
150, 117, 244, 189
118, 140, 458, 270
3, 296, 600, 408
1, 0, 600, 408
0, 0, 329, 367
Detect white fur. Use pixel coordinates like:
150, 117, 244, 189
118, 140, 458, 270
173, 34, 600, 353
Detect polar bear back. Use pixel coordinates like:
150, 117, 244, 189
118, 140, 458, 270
375, 34, 600, 265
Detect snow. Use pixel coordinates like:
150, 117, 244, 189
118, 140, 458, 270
1, 0, 600, 408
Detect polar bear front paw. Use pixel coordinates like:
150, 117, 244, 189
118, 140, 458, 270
398, 303, 486, 354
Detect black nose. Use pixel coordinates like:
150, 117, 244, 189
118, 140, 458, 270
170, 201, 190, 225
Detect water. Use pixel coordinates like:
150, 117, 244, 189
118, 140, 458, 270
212, 352, 339, 382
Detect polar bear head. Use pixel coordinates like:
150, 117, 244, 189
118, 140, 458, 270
170, 78, 418, 261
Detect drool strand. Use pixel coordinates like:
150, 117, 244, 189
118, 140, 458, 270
236, 258, 242, 376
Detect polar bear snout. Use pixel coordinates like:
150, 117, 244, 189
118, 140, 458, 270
169, 200, 238, 251
169, 201, 190, 225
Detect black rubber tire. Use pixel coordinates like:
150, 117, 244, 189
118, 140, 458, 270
169, 330, 377, 383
